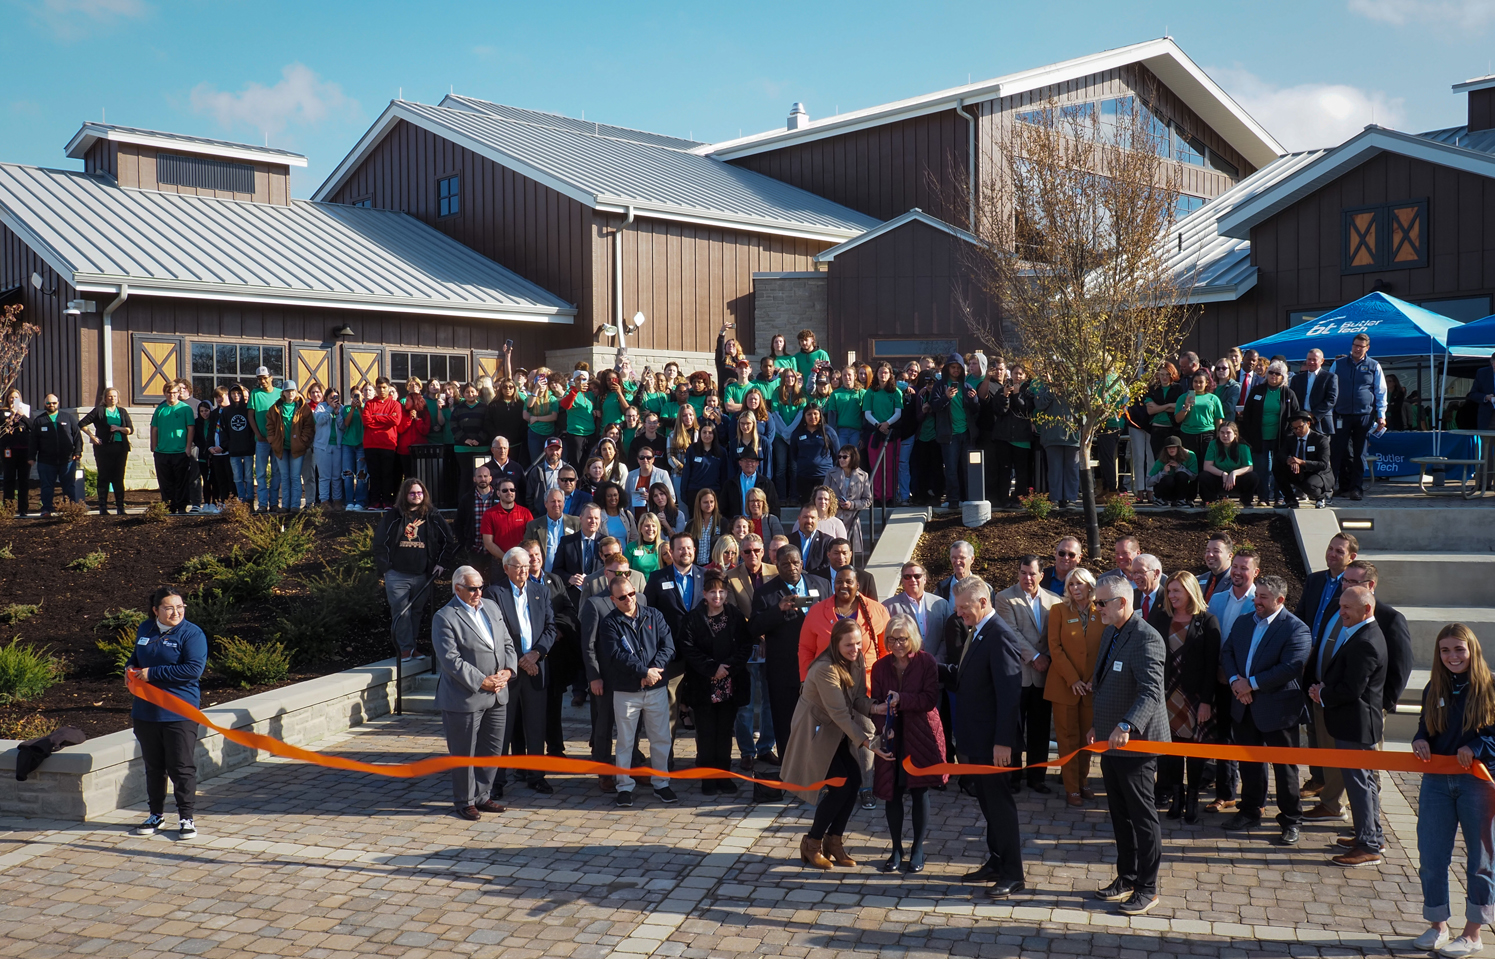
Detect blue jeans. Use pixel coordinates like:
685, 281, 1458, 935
276, 453, 304, 509
339, 445, 366, 506
254, 440, 278, 509
941, 432, 970, 506
1419, 772, 1495, 923
897, 433, 913, 502
527, 430, 548, 465
313, 446, 341, 502
229, 455, 253, 501
733, 662, 776, 759
36, 460, 77, 512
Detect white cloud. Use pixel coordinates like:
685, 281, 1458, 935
1212, 67, 1407, 152
190, 64, 358, 139
26, 0, 149, 40
1347, 0, 1495, 27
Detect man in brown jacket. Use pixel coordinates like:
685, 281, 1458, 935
263, 381, 316, 511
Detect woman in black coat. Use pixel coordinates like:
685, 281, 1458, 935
1237, 360, 1301, 506
78, 386, 134, 516
678, 570, 753, 796
1147, 570, 1221, 824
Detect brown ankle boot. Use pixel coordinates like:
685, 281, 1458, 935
823, 834, 857, 866
800, 836, 833, 869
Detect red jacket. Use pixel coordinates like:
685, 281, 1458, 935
871, 651, 948, 797
361, 398, 403, 451
480, 503, 533, 555
396, 408, 429, 455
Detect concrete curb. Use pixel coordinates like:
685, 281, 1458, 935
865, 507, 933, 601
0, 654, 430, 821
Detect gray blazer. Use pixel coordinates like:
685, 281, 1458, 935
432, 595, 518, 712
1091, 611, 1168, 743
883, 591, 951, 664
994, 583, 1059, 687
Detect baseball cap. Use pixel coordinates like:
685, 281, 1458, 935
282, 380, 299, 392
255, 366, 271, 377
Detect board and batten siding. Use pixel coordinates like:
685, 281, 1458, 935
325, 120, 592, 344
1, 222, 87, 408
727, 110, 973, 228
83, 141, 291, 205
1191, 151, 1495, 361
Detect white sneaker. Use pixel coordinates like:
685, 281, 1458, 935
177, 817, 197, 840
1441, 937, 1485, 957
1415, 928, 1451, 951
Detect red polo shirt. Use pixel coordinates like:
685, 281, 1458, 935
480, 503, 534, 554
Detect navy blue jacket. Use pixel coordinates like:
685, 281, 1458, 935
127, 619, 209, 723
680, 442, 727, 496
1219, 608, 1311, 731
597, 604, 675, 693
789, 423, 838, 484
1415, 675, 1495, 762
950, 612, 1024, 758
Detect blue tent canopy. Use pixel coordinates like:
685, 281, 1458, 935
1241, 292, 1462, 362
1448, 313, 1495, 355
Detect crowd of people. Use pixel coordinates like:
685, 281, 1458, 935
5, 327, 1467, 521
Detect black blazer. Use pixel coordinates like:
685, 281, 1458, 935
1219, 609, 1310, 731
78, 405, 134, 453
786, 528, 828, 571
553, 532, 603, 604
1238, 384, 1302, 448
1376, 601, 1414, 713
720, 472, 780, 520
1146, 609, 1222, 708
644, 565, 705, 643
1295, 569, 1345, 647
484, 578, 557, 688
1276, 429, 1331, 478
950, 613, 1024, 758
1317, 620, 1387, 744
677, 605, 753, 708
749, 573, 832, 653
1289, 369, 1339, 433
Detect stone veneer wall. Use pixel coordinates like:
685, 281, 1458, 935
751, 273, 827, 357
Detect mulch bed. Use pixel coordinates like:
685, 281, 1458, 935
0, 510, 401, 739
914, 508, 1308, 607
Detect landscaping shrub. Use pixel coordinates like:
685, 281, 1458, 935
140, 501, 170, 524
215, 636, 291, 688
0, 543, 14, 560
220, 498, 253, 526
96, 628, 136, 676
180, 553, 221, 577
189, 588, 237, 640
97, 607, 147, 634
1017, 490, 1053, 519
1206, 498, 1240, 529
210, 551, 283, 602
306, 563, 382, 625
83, 467, 98, 499
0, 638, 65, 705
0, 603, 41, 624
1100, 494, 1136, 526
54, 499, 92, 524
273, 602, 344, 664
241, 513, 315, 570
0, 712, 58, 741
65, 550, 108, 572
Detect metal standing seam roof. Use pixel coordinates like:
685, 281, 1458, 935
1163, 150, 1327, 302
439, 95, 705, 150
1416, 124, 1495, 156
0, 163, 574, 321
64, 122, 309, 166
314, 101, 881, 241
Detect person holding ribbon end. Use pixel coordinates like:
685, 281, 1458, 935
1409, 624, 1495, 958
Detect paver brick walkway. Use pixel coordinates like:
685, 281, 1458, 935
0, 710, 1463, 958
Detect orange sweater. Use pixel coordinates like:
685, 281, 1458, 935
798, 596, 890, 683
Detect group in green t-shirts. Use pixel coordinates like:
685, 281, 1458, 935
149, 380, 197, 513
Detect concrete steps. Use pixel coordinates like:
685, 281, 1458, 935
398, 672, 440, 714
1399, 607, 1495, 667
1355, 552, 1495, 609
1385, 667, 1431, 744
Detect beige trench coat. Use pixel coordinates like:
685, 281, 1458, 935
778, 656, 877, 804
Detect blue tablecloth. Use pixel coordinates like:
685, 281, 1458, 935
1367, 432, 1477, 478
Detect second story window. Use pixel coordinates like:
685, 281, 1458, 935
438, 174, 460, 217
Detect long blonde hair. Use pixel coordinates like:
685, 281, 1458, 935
819, 619, 865, 691
1425, 623, 1495, 736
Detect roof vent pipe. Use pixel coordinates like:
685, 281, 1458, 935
788, 102, 810, 130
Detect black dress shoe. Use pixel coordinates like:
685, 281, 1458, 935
531, 778, 554, 795
1029, 782, 1053, 795
1221, 812, 1261, 831
986, 880, 1026, 899
962, 862, 1001, 883
457, 805, 481, 821
1095, 877, 1134, 901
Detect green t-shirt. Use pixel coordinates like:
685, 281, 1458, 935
276, 401, 296, 452
654, 399, 682, 424
1261, 387, 1284, 441
527, 395, 558, 436
425, 396, 453, 444
103, 406, 124, 443
151, 401, 195, 455
917, 413, 937, 441
340, 405, 364, 446
828, 388, 865, 431
772, 395, 805, 422
772, 355, 797, 371
793, 348, 830, 380
640, 391, 669, 417
564, 392, 597, 436
1178, 391, 1225, 435
686, 393, 708, 418
724, 380, 755, 409
1149, 449, 1199, 476
249, 386, 278, 438
863, 388, 900, 425
600, 383, 638, 427
624, 542, 663, 577
947, 384, 968, 435
1206, 440, 1252, 472
1149, 385, 1182, 428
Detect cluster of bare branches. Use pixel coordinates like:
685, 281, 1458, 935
0, 303, 38, 398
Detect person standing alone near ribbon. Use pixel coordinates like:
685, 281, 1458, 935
127, 588, 208, 841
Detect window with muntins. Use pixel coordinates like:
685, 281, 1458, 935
190, 342, 285, 400
390, 351, 469, 391
438, 175, 460, 217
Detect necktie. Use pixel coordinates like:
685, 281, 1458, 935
583, 538, 594, 572
682, 573, 692, 609
1142, 593, 1152, 618
1298, 437, 1306, 459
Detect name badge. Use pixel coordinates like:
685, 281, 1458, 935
40, 426, 49, 432
1067, 618, 1079, 624
809, 589, 820, 597
136, 637, 150, 645
1306, 446, 1316, 452
661, 581, 675, 590
1112, 660, 1123, 672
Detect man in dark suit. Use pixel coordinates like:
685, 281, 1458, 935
521, 538, 580, 757
1340, 561, 1413, 713
644, 531, 705, 641
1296, 531, 1358, 807
1088, 573, 1168, 916
1217, 575, 1312, 845
1129, 554, 1164, 620
721, 448, 780, 518
811, 537, 877, 600
1275, 411, 1333, 508
947, 574, 1026, 899
486, 545, 558, 796
787, 505, 828, 572
749, 545, 830, 759
1289, 348, 1338, 437
1470, 351, 1495, 430
554, 503, 604, 605
1310, 586, 1387, 868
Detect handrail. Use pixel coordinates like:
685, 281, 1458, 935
867, 435, 892, 557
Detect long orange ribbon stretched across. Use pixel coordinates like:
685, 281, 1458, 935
903, 739, 1493, 782
125, 670, 844, 791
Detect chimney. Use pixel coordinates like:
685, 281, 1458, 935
787, 102, 810, 131
1453, 75, 1495, 132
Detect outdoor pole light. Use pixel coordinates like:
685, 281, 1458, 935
966, 448, 986, 503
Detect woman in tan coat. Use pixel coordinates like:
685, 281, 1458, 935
1043, 566, 1105, 807
779, 619, 884, 869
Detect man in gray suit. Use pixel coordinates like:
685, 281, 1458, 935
1088, 573, 1167, 916
487, 547, 558, 797
432, 566, 517, 821
884, 561, 949, 663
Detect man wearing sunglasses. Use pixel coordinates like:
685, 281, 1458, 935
598, 575, 677, 807
1041, 537, 1083, 596
27, 393, 84, 516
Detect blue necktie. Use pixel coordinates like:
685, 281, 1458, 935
583, 538, 594, 571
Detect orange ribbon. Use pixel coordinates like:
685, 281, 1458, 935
125, 670, 844, 791
903, 739, 1494, 782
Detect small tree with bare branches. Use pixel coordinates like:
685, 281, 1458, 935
956, 92, 1198, 556
0, 303, 38, 398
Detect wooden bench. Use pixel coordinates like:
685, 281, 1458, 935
1410, 456, 1485, 496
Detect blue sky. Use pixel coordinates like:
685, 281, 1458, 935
6, 0, 1495, 197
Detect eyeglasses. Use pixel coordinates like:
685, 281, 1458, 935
157, 604, 186, 613
902, 572, 925, 580
838, 453, 851, 459
1056, 550, 1078, 559
1094, 596, 1124, 608
638, 454, 654, 460
499, 488, 516, 495
408, 490, 426, 497
559, 476, 577, 484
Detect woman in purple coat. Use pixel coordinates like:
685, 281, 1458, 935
871, 613, 948, 873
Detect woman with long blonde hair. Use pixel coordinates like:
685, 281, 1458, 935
1044, 567, 1105, 807
1410, 623, 1495, 956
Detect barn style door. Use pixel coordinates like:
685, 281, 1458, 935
132, 335, 184, 405
343, 346, 385, 392
290, 342, 334, 392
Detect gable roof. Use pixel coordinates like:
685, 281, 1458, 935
703, 37, 1283, 170
439, 95, 704, 150
313, 100, 880, 242
0, 163, 573, 322
64, 123, 308, 168
813, 209, 982, 263
1215, 125, 1495, 240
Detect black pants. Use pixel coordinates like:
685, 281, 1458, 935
886, 785, 930, 849
1332, 412, 1374, 494
545, 632, 582, 755
1152, 471, 1197, 503
809, 739, 862, 840
94, 443, 128, 514
1092, 430, 1120, 492
1157, 750, 1207, 792
694, 699, 737, 772
967, 764, 1025, 881
911, 439, 945, 504
1100, 752, 1159, 895
1, 450, 29, 514
764, 637, 801, 756
1013, 685, 1051, 787
1149, 425, 1177, 458
1181, 431, 1213, 469
1198, 470, 1258, 506
1275, 462, 1332, 505
365, 447, 401, 508
134, 718, 198, 817
210, 456, 234, 504
563, 434, 593, 474
504, 675, 548, 785
1233, 709, 1303, 826
1210, 682, 1238, 801
154, 452, 191, 513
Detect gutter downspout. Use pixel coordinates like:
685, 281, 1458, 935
953, 98, 976, 231
615, 206, 634, 352
101, 283, 127, 389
